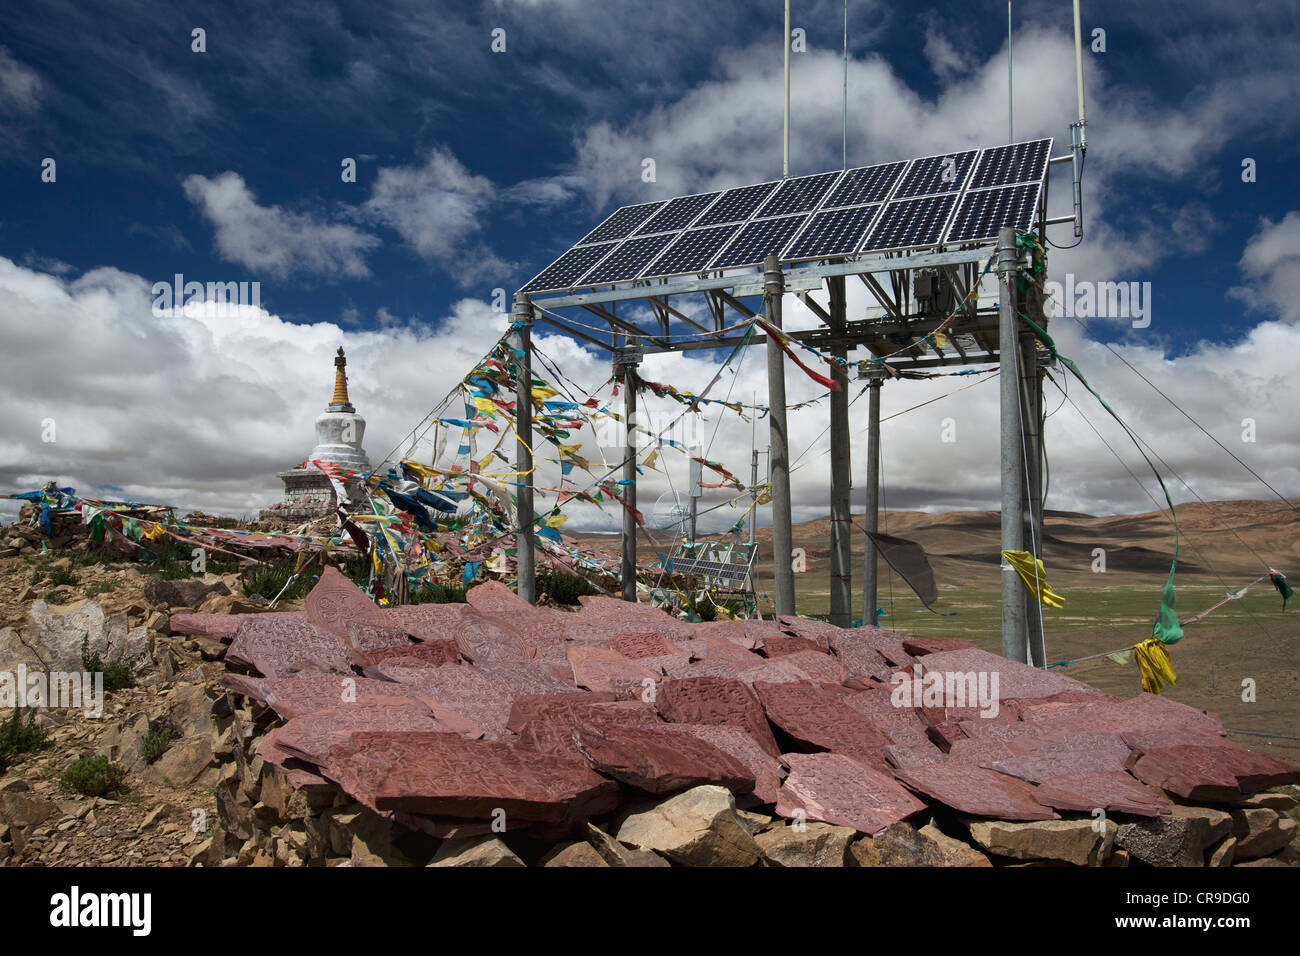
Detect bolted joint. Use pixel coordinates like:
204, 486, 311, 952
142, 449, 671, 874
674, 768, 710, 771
762, 254, 784, 294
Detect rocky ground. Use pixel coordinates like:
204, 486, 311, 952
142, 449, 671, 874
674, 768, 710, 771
0, 508, 1297, 868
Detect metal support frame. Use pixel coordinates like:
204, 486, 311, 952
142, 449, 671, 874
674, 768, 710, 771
862, 367, 884, 626
616, 344, 640, 602
764, 255, 796, 616
827, 275, 852, 627
997, 228, 1028, 662
1021, 334, 1047, 667
512, 294, 536, 604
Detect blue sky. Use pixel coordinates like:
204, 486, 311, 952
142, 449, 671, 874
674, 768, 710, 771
2, 0, 1298, 526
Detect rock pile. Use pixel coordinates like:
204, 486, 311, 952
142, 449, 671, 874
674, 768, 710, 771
181, 571, 1300, 866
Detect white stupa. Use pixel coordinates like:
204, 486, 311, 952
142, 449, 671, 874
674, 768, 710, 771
260, 347, 371, 521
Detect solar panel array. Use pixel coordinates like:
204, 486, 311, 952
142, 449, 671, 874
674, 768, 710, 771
521, 138, 1053, 294
667, 557, 753, 584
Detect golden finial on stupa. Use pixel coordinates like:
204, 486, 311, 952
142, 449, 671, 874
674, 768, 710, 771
332, 346, 351, 405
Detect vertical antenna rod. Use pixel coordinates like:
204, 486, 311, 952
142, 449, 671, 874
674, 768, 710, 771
783, 0, 791, 177
1007, 1, 1014, 142
1071, 0, 1088, 238
842, 0, 848, 169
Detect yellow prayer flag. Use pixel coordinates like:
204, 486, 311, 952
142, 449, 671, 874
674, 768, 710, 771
1000, 550, 1065, 608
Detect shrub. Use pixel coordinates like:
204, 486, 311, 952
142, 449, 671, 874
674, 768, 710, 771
407, 582, 467, 604
139, 725, 173, 765
45, 566, 78, 588
81, 635, 136, 692
543, 571, 598, 606
60, 755, 128, 797
0, 708, 51, 772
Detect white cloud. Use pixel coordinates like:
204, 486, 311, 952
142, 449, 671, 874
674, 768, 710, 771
183, 172, 379, 279
0, 46, 41, 114
1230, 212, 1300, 323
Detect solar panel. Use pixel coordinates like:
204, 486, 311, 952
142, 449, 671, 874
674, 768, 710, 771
634, 191, 721, 235
643, 224, 740, 277
712, 215, 808, 269
579, 233, 677, 284
695, 181, 781, 226
577, 201, 666, 244
521, 241, 618, 293
945, 183, 1040, 244
756, 170, 843, 217
668, 557, 752, 584
784, 204, 881, 260
969, 138, 1052, 190
822, 160, 906, 208
892, 150, 977, 199
864, 194, 958, 251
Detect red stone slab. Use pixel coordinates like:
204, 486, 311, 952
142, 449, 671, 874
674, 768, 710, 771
609, 631, 684, 659
757, 635, 823, 657
574, 723, 755, 795
354, 639, 462, 672
741, 619, 784, 641
1119, 726, 1227, 753
564, 595, 694, 645
1131, 744, 1300, 800
260, 674, 433, 721
884, 745, 950, 769
877, 642, 916, 669
775, 616, 838, 649
916, 646, 1092, 702
768, 649, 846, 684
894, 763, 1060, 820
842, 688, 936, 749
468, 581, 573, 649
776, 752, 927, 834
344, 621, 416, 651
305, 566, 388, 638
507, 691, 619, 733
654, 677, 783, 759
257, 732, 338, 793
170, 610, 306, 642
693, 620, 757, 647
265, 704, 449, 764
635, 652, 692, 676
383, 603, 468, 643
1032, 771, 1171, 818
514, 698, 661, 756
220, 673, 269, 702
567, 645, 658, 693
754, 681, 892, 769
705, 635, 767, 667
902, 637, 977, 656
653, 724, 785, 804
827, 632, 894, 682
226, 616, 352, 679
446, 606, 532, 665
320, 731, 622, 822
465, 579, 536, 618
1020, 692, 1224, 741
373, 661, 571, 739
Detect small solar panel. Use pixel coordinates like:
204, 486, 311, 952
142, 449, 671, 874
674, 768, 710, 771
695, 181, 781, 226
945, 183, 1040, 243
580, 233, 677, 284
577, 201, 666, 244
784, 205, 881, 260
863, 194, 958, 251
822, 160, 906, 208
669, 557, 751, 583
757, 170, 843, 217
521, 241, 618, 293
634, 191, 721, 235
712, 215, 808, 269
644, 225, 740, 277
969, 138, 1052, 190
893, 150, 977, 199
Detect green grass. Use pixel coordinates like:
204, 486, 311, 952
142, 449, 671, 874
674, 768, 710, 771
60, 755, 128, 797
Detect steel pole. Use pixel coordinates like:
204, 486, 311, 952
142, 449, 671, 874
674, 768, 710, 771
512, 294, 536, 604
620, 351, 639, 602
863, 371, 882, 626
764, 255, 795, 616
828, 276, 852, 627
998, 227, 1028, 662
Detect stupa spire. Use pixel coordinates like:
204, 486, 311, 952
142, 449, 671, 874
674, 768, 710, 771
331, 346, 351, 408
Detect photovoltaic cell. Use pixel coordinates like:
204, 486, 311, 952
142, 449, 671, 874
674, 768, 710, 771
756, 170, 843, 217
784, 205, 881, 260
695, 181, 780, 226
634, 191, 721, 235
944, 184, 1040, 243
711, 215, 808, 269
892, 150, 977, 199
822, 161, 906, 208
577, 201, 666, 244
644, 225, 741, 277
864, 194, 958, 251
521, 242, 618, 293
580, 233, 677, 284
969, 139, 1052, 190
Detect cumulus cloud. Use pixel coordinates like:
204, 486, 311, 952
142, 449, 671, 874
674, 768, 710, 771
1230, 212, 1300, 323
183, 172, 379, 279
